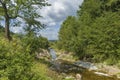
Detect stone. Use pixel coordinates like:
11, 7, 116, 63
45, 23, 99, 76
74, 61, 98, 70
65, 76, 75, 80
76, 73, 82, 80
94, 72, 109, 76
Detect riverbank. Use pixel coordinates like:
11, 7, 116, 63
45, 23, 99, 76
95, 63, 120, 78
35, 49, 120, 79
55, 50, 120, 79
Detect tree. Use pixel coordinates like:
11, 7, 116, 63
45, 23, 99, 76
59, 16, 79, 51
0, 0, 49, 41
58, 0, 120, 64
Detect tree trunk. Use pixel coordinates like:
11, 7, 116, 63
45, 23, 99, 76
5, 16, 11, 41
0, 1, 12, 41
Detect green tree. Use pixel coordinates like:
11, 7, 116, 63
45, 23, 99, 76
58, 0, 120, 64
22, 35, 49, 54
59, 16, 79, 51
0, 0, 49, 41
76, 0, 120, 62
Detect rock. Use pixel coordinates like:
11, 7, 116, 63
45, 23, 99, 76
117, 74, 120, 79
96, 64, 120, 76
94, 72, 109, 76
89, 65, 98, 70
74, 61, 98, 70
65, 76, 75, 80
61, 73, 66, 76
76, 73, 82, 80
36, 49, 50, 59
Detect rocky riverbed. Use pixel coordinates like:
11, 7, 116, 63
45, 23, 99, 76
36, 49, 120, 80
50, 59, 120, 80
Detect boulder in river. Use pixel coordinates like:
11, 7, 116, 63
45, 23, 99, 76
74, 61, 98, 70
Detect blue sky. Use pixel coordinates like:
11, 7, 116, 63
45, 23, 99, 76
9, 0, 83, 40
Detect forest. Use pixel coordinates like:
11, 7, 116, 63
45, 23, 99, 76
0, 0, 120, 80
58, 0, 120, 65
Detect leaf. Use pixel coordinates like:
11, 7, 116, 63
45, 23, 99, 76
0, 7, 4, 16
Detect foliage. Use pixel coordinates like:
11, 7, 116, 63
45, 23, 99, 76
0, 0, 48, 26
22, 35, 49, 54
0, 26, 4, 36
0, 37, 34, 80
32, 60, 63, 80
0, 30, 50, 80
59, 16, 79, 51
58, 0, 120, 65
0, 0, 49, 40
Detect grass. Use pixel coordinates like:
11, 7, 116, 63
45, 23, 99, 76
32, 59, 64, 80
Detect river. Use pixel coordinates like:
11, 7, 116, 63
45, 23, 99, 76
49, 48, 120, 80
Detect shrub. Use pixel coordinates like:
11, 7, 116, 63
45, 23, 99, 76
0, 37, 36, 80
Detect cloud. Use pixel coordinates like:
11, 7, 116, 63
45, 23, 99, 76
39, 0, 83, 40
10, 27, 24, 34
39, 26, 59, 40
40, 0, 83, 26
10, 0, 83, 40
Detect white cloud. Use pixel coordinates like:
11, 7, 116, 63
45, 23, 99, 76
10, 0, 83, 40
40, 0, 83, 26
39, 0, 83, 40
10, 27, 23, 33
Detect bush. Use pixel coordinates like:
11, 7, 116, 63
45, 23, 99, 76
0, 37, 38, 80
22, 35, 49, 54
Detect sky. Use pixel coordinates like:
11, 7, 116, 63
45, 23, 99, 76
11, 0, 83, 40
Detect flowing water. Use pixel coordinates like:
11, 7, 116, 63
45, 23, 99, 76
49, 49, 120, 80
49, 48, 57, 60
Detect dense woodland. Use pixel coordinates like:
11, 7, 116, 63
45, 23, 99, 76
58, 0, 120, 65
0, 0, 120, 80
